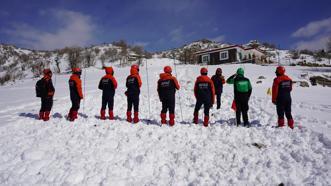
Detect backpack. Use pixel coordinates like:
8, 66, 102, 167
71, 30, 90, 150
35, 79, 45, 97
236, 80, 250, 93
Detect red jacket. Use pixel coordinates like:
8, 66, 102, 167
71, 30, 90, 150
272, 75, 292, 103
157, 73, 180, 100
69, 74, 83, 99
194, 75, 215, 104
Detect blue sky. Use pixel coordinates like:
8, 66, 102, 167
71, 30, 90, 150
0, 0, 330, 51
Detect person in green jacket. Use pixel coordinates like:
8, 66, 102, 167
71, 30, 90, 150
226, 67, 252, 127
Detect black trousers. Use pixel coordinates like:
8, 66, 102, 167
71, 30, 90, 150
127, 95, 139, 112
194, 99, 212, 116
70, 98, 80, 111
276, 99, 293, 120
101, 96, 114, 110
161, 97, 175, 114
235, 99, 249, 125
40, 97, 53, 112
216, 94, 222, 109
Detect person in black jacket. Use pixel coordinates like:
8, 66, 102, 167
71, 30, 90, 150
37, 69, 55, 121
211, 68, 225, 109
68, 68, 83, 121
125, 65, 142, 123
157, 66, 180, 126
193, 68, 215, 127
272, 66, 294, 129
98, 67, 117, 120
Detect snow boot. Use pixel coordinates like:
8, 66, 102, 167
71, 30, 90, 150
288, 119, 294, 129
67, 109, 72, 121
133, 112, 139, 123
169, 114, 175, 126
100, 109, 106, 120
203, 116, 209, 127
69, 111, 78, 122
277, 118, 285, 127
39, 112, 44, 120
109, 110, 114, 120
193, 112, 199, 124
43, 111, 50, 121
126, 111, 132, 122
161, 113, 167, 124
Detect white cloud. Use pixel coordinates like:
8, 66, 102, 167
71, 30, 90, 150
133, 41, 149, 47
292, 17, 331, 38
0, 10, 9, 16
293, 35, 330, 50
5, 9, 96, 50
210, 35, 226, 42
292, 17, 331, 50
169, 27, 184, 42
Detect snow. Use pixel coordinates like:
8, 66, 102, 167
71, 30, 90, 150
0, 58, 331, 185
269, 49, 331, 65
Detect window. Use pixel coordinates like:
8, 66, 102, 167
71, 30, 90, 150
220, 51, 229, 60
202, 54, 209, 63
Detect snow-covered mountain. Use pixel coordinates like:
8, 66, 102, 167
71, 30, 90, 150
156, 39, 226, 58
1, 39, 330, 85
0, 43, 150, 85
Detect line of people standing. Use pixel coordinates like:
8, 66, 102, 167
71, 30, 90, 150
35, 65, 295, 129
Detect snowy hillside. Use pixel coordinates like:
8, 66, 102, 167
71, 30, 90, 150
267, 49, 331, 65
156, 39, 225, 58
0, 58, 330, 185
0, 43, 149, 85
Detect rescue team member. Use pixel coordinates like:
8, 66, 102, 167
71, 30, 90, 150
35, 69, 55, 121
226, 68, 252, 127
68, 68, 83, 121
272, 66, 294, 129
193, 68, 215, 127
125, 64, 142, 123
211, 68, 225, 110
98, 67, 117, 120
157, 66, 180, 126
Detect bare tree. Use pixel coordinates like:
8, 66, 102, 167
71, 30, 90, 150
55, 56, 61, 73
83, 50, 96, 67
68, 47, 82, 69
104, 48, 118, 62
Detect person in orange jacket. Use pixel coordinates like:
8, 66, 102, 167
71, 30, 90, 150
98, 67, 117, 120
193, 68, 215, 127
68, 68, 83, 121
125, 64, 142, 123
272, 66, 294, 129
36, 69, 55, 121
157, 66, 180, 126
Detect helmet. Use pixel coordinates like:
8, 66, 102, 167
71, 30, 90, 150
43, 69, 52, 75
276, 66, 285, 75
164, 66, 172, 73
105, 67, 114, 75
200, 67, 208, 75
216, 68, 222, 75
236, 68, 244, 76
130, 67, 138, 75
72, 68, 81, 75
131, 64, 139, 70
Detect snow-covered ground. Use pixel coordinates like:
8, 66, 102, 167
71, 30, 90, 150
269, 49, 331, 65
0, 58, 331, 185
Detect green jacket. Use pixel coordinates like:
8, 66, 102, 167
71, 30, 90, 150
227, 74, 252, 98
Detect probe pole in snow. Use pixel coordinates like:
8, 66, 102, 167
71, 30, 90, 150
83, 66, 86, 113
145, 59, 151, 123
173, 57, 183, 122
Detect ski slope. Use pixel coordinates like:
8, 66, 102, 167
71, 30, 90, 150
0, 58, 331, 185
